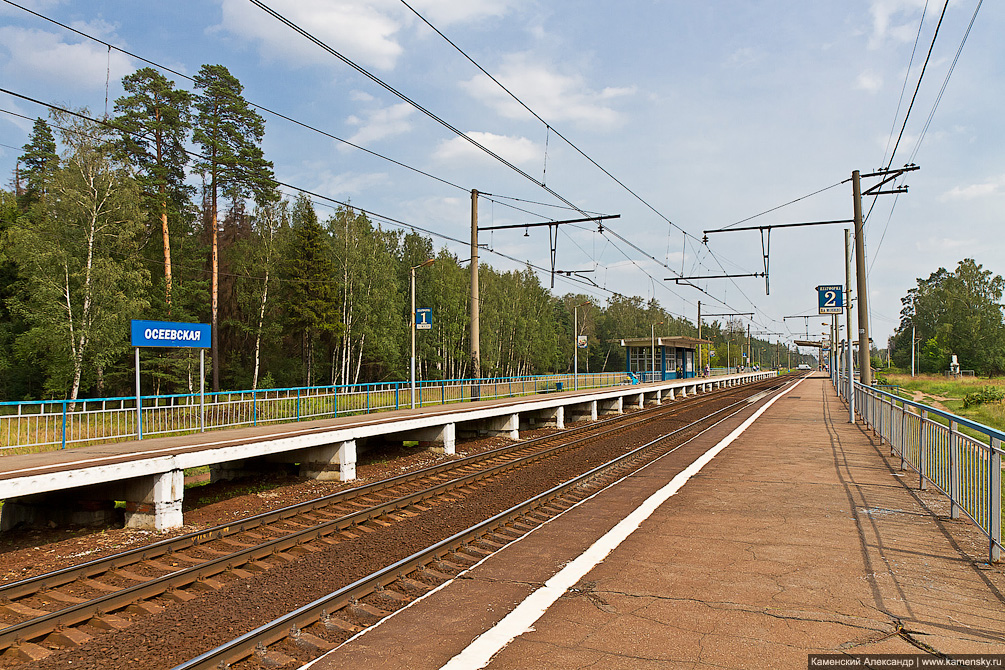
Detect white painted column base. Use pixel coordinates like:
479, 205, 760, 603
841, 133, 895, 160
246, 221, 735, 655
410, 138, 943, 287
539, 407, 565, 430
299, 440, 357, 482
419, 423, 456, 455
124, 469, 184, 531
486, 413, 520, 440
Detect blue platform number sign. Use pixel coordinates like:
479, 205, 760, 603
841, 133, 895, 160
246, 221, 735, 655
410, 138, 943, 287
131, 320, 211, 348
816, 285, 843, 315
415, 308, 432, 330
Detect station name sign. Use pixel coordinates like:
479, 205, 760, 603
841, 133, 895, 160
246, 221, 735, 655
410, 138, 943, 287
131, 320, 211, 348
816, 285, 844, 315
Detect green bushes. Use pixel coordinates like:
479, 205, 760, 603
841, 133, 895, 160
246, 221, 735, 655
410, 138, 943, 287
962, 385, 1005, 409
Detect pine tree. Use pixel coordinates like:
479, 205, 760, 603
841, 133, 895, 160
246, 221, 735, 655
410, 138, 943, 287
192, 64, 276, 391
17, 118, 58, 206
114, 67, 193, 313
283, 195, 340, 386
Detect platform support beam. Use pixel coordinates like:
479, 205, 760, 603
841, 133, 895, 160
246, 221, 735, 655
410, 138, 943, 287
485, 413, 519, 440
297, 440, 358, 481
123, 469, 184, 530
414, 423, 457, 455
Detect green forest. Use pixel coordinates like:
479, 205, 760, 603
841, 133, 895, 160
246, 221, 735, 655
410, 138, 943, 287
0, 65, 796, 404
888, 258, 1005, 376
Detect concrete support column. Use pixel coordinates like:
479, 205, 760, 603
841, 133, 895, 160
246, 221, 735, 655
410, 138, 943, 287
539, 406, 565, 429
416, 423, 456, 455
636, 392, 645, 409
123, 469, 184, 531
599, 397, 623, 416
486, 413, 520, 440
666, 388, 675, 401
679, 385, 687, 398
298, 440, 358, 481
569, 401, 598, 422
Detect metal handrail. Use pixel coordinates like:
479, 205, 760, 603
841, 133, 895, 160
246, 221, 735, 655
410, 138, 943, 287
848, 379, 1002, 563
0, 370, 730, 453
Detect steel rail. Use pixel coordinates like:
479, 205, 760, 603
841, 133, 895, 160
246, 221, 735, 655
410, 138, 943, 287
0, 379, 781, 650
172, 379, 788, 670
0, 390, 675, 601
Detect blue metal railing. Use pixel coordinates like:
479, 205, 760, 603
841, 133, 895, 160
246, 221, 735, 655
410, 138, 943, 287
0, 371, 634, 453
845, 378, 1003, 563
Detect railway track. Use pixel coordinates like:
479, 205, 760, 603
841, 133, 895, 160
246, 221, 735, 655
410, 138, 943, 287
0, 375, 787, 667
175, 376, 792, 670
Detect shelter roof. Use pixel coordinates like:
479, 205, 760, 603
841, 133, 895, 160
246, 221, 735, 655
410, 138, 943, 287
619, 336, 710, 348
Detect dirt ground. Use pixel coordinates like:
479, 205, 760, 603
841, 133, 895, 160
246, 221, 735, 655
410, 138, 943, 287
0, 433, 522, 585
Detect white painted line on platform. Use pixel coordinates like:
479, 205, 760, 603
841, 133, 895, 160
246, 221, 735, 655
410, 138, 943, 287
438, 376, 805, 670
0, 375, 770, 478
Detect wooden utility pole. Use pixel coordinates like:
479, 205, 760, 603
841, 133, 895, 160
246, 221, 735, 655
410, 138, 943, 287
845, 228, 855, 423
697, 301, 702, 369
747, 324, 751, 368
852, 170, 870, 386
470, 189, 480, 388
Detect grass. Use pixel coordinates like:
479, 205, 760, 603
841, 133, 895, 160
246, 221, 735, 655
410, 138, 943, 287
881, 373, 1005, 434
0, 372, 633, 454
878, 373, 1004, 550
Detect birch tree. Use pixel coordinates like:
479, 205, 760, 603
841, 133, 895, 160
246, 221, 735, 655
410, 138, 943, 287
229, 199, 287, 389
329, 206, 400, 385
6, 113, 149, 402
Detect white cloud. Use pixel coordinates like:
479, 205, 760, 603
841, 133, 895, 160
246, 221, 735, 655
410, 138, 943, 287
462, 53, 634, 129
215, 0, 404, 71
344, 102, 415, 146
0, 27, 133, 90
405, 0, 518, 26
0, 97, 33, 133
433, 131, 541, 166
0, 0, 65, 17
856, 70, 883, 92
867, 0, 927, 49
726, 47, 761, 69
312, 169, 389, 197
941, 175, 1005, 201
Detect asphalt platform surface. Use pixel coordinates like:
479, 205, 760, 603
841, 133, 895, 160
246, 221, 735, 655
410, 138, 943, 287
306, 374, 1005, 669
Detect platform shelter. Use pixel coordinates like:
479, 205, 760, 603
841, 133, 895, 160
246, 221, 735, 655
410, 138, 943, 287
620, 336, 708, 381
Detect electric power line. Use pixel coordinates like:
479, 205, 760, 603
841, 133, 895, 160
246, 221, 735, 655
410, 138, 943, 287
0, 0, 568, 226
246, 0, 590, 218
885, 0, 949, 170
4, 0, 785, 328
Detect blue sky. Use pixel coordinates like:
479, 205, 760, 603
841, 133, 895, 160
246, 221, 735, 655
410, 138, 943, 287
1, 0, 1001, 355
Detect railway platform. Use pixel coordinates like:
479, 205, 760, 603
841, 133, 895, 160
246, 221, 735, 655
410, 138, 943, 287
0, 372, 770, 532
305, 373, 1005, 669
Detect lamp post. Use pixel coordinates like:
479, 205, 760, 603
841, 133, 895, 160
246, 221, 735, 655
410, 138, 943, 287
573, 301, 590, 390
410, 258, 435, 409
651, 321, 663, 382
